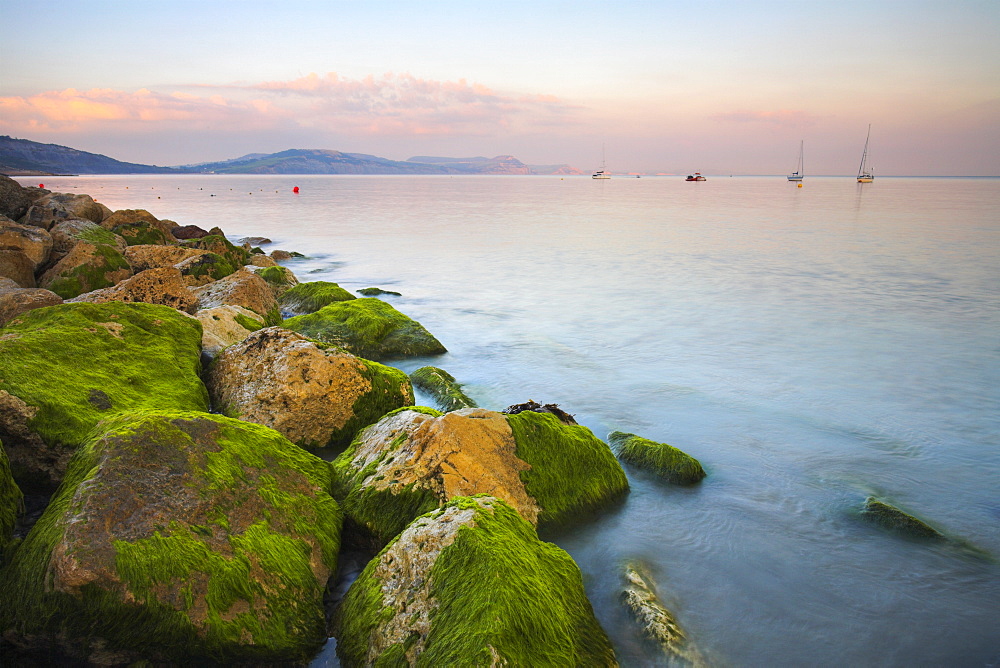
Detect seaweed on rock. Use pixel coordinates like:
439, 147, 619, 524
608, 431, 706, 485
0, 439, 23, 562
409, 365, 477, 412
860, 497, 944, 539
279, 281, 357, 315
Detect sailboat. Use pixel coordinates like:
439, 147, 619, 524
787, 140, 804, 182
592, 145, 611, 179
857, 125, 874, 183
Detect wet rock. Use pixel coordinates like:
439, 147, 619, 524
0, 302, 208, 492
409, 366, 477, 412
860, 497, 944, 539
194, 305, 263, 357
180, 233, 249, 272
170, 224, 210, 240
0, 218, 52, 272
0, 283, 63, 326
254, 264, 299, 300
67, 266, 198, 313
270, 249, 294, 261
207, 327, 413, 449
283, 297, 446, 361
0, 176, 31, 221
333, 496, 617, 667
608, 431, 706, 485
238, 236, 272, 246
192, 267, 278, 318
357, 286, 402, 297
503, 399, 577, 425
279, 280, 355, 315
621, 562, 705, 666
0, 410, 341, 664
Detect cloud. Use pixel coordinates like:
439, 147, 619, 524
709, 109, 819, 127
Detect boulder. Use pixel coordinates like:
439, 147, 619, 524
109, 221, 172, 246
333, 496, 617, 666
170, 224, 210, 240
0, 302, 208, 492
279, 280, 355, 315
37, 230, 132, 299
284, 297, 446, 361
0, 411, 342, 665
173, 252, 239, 285
0, 176, 31, 221
357, 287, 402, 297
192, 267, 279, 319
332, 407, 628, 544
21, 192, 104, 229
254, 265, 299, 300
0, 439, 23, 562
124, 243, 207, 272
46, 219, 125, 268
0, 283, 63, 326
0, 249, 36, 287
860, 497, 944, 539
621, 562, 704, 665
194, 305, 263, 357
238, 236, 272, 246
608, 431, 706, 485
0, 218, 52, 271
180, 233, 249, 271
246, 253, 278, 268
409, 366, 477, 412
270, 249, 294, 261
67, 266, 198, 313
207, 327, 413, 449
100, 209, 177, 242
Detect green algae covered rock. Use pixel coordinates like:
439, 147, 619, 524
279, 280, 356, 315
284, 297, 446, 361
110, 220, 171, 246
332, 407, 628, 546
860, 497, 944, 539
0, 411, 343, 665
180, 233, 249, 270
0, 302, 208, 492
254, 265, 299, 300
37, 226, 132, 299
409, 365, 477, 412
334, 495, 617, 666
608, 431, 706, 485
0, 439, 23, 561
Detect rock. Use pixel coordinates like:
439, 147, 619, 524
254, 265, 299, 300
0, 218, 52, 271
100, 209, 176, 242
192, 267, 279, 318
270, 249, 294, 261
37, 229, 132, 299
608, 432, 706, 485
207, 327, 413, 449
109, 220, 171, 246
860, 497, 945, 539
503, 399, 578, 425
173, 252, 239, 285
279, 280, 356, 315
409, 366, 477, 412
239, 236, 272, 246
124, 243, 207, 272
357, 287, 402, 297
180, 233, 249, 272
621, 562, 704, 665
284, 297, 446, 361
332, 406, 629, 544
0, 410, 342, 664
67, 266, 198, 313
333, 496, 617, 667
245, 253, 278, 267
0, 249, 36, 287
0, 284, 63, 326
194, 305, 264, 357
1, 439, 23, 562
170, 224, 210, 240
46, 219, 125, 269
0, 302, 208, 492
0, 176, 31, 221
21, 192, 105, 229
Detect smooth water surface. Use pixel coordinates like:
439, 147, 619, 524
22, 174, 1000, 666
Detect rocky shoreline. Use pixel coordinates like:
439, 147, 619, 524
2, 175, 957, 666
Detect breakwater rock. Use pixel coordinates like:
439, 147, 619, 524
409, 365, 477, 412
608, 431, 706, 485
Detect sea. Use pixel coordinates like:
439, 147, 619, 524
15, 174, 1000, 667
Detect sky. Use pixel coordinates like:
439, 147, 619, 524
1, 0, 998, 175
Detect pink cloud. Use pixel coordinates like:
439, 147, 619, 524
709, 109, 819, 127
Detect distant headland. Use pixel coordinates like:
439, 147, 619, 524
0, 136, 581, 176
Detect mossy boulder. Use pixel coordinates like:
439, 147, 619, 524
0, 439, 23, 561
181, 233, 249, 270
37, 229, 132, 299
334, 495, 616, 666
109, 221, 171, 246
66, 266, 199, 313
0, 302, 208, 492
0, 411, 342, 665
254, 265, 299, 300
357, 286, 401, 297
860, 497, 944, 539
175, 251, 238, 285
207, 327, 413, 450
284, 297, 446, 361
332, 407, 628, 545
409, 365, 477, 412
100, 208, 177, 242
279, 280, 356, 315
608, 431, 706, 485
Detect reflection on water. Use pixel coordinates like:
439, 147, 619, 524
19, 175, 1000, 666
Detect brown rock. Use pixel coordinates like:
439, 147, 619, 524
101, 209, 177, 242
246, 253, 278, 267
67, 266, 198, 313
194, 305, 263, 356
21, 193, 105, 229
270, 249, 293, 261
0, 217, 54, 271
0, 249, 36, 287
0, 175, 32, 220
192, 267, 277, 317
171, 224, 210, 240
124, 244, 207, 273
38, 240, 132, 299
0, 284, 63, 325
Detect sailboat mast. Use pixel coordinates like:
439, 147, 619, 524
858, 124, 871, 177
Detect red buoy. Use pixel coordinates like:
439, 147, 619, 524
38, 183, 44, 188
293, 186, 299, 194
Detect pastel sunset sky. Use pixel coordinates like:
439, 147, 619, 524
2, 0, 998, 175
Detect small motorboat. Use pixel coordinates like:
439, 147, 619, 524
685, 173, 706, 181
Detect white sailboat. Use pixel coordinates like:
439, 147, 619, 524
787, 140, 804, 182
857, 125, 874, 183
592, 145, 611, 179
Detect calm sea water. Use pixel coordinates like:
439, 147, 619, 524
19, 174, 1000, 666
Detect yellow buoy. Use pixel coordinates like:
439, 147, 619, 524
797, 183, 803, 188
